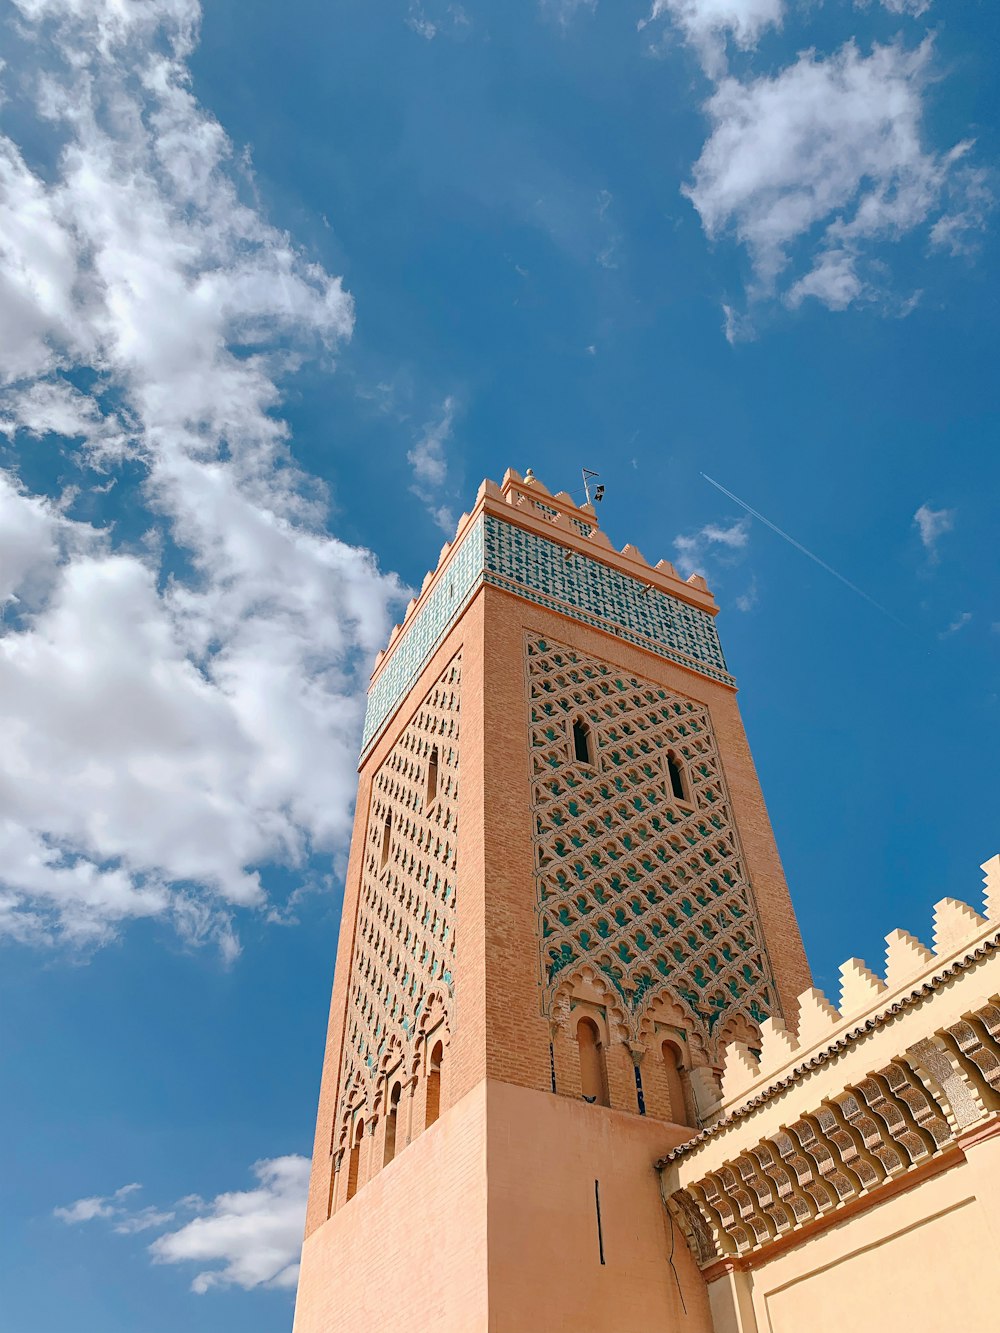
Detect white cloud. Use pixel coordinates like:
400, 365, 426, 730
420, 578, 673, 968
54, 1157, 309, 1296
643, 0, 783, 77
149, 1157, 309, 1294
685, 39, 989, 312
913, 502, 954, 558
0, 1, 408, 951
673, 516, 749, 577
407, 395, 458, 533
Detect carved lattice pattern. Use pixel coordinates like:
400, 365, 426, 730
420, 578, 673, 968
525, 634, 777, 1050
336, 653, 461, 1139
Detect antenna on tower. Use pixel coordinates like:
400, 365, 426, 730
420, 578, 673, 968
582, 468, 605, 506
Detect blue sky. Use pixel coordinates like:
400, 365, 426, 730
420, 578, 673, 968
0, 0, 997, 1328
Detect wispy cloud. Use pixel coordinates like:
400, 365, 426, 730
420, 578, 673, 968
861, 0, 931, 14
913, 502, 955, 560
541, 0, 598, 27
939, 611, 972, 638
54, 1182, 141, 1224
735, 576, 759, 612
407, 396, 459, 533
595, 188, 621, 269
673, 517, 750, 578
55, 1157, 309, 1296
405, 0, 470, 38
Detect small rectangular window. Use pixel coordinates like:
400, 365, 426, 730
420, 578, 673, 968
573, 718, 594, 766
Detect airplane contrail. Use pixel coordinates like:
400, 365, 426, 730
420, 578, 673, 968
700, 472, 906, 628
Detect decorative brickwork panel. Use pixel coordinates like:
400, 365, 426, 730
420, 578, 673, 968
525, 634, 776, 1053
336, 653, 461, 1145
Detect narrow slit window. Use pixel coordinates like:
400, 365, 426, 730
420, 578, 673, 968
573, 717, 594, 767
426, 746, 439, 808
380, 811, 392, 867
666, 752, 688, 804
633, 1061, 646, 1116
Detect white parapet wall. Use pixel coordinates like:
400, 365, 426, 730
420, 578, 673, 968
714, 854, 1000, 1115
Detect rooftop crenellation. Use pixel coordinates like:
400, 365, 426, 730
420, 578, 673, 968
712, 853, 1000, 1117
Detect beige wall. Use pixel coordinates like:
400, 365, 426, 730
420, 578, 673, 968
743, 1152, 1000, 1333
667, 864, 1000, 1333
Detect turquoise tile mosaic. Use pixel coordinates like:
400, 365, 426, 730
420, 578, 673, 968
361, 517, 484, 752
361, 513, 734, 757
482, 516, 731, 683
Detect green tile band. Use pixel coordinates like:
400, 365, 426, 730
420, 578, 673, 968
361, 513, 733, 757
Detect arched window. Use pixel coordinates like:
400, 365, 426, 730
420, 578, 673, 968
572, 717, 595, 767
426, 746, 439, 808
380, 811, 392, 868
383, 1083, 401, 1166
661, 1039, 692, 1127
576, 1016, 610, 1107
666, 751, 689, 804
425, 1040, 443, 1128
345, 1120, 363, 1202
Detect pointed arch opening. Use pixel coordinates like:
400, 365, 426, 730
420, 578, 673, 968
345, 1119, 363, 1202
661, 1038, 693, 1128
425, 1039, 443, 1129
383, 1082, 402, 1166
426, 745, 440, 808
572, 716, 595, 767
576, 1015, 610, 1107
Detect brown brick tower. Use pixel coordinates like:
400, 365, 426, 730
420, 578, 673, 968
292, 470, 809, 1332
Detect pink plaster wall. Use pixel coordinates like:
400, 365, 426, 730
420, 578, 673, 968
293, 1081, 488, 1333
485, 1080, 713, 1332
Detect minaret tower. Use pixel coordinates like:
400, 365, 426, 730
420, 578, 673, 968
292, 470, 809, 1332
